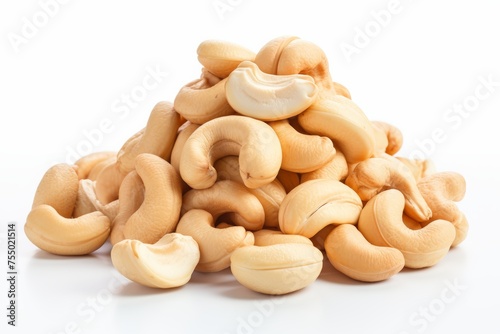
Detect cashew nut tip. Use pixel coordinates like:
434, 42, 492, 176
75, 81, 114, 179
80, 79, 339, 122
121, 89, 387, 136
197, 39, 256, 78
325, 224, 405, 282
230, 243, 323, 295
25, 204, 111, 256
111, 233, 200, 289
225, 61, 318, 121
179, 115, 282, 189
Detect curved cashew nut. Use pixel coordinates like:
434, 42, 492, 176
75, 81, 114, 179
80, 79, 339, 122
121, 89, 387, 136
253, 229, 313, 246
230, 243, 323, 295
111, 233, 200, 289
116, 101, 181, 174
110, 171, 144, 245
279, 179, 363, 238
197, 39, 256, 78
396, 157, 436, 182
94, 160, 126, 205
176, 209, 254, 272
121, 153, 182, 244
268, 119, 335, 173
300, 150, 348, 183
173, 71, 235, 124
74, 151, 115, 180
417, 172, 468, 247
182, 180, 265, 231
179, 115, 282, 189
358, 189, 456, 268
32, 163, 79, 218
25, 204, 110, 255
298, 95, 376, 163
225, 61, 318, 121
214, 156, 286, 228
371, 121, 404, 156
345, 157, 432, 222
170, 122, 200, 174
324, 224, 405, 282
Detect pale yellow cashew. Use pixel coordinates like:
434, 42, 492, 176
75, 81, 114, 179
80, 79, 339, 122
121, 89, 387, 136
358, 189, 456, 269
253, 229, 313, 246
300, 150, 348, 183
176, 209, 254, 272
276, 169, 301, 193
179, 115, 282, 189
111, 233, 200, 289
74, 151, 115, 180
324, 224, 405, 282
197, 39, 256, 78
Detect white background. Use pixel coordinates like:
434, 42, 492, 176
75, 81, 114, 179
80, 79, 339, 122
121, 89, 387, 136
1, 0, 500, 333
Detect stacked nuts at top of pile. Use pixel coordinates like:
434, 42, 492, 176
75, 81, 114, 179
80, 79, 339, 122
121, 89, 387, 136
25, 36, 468, 295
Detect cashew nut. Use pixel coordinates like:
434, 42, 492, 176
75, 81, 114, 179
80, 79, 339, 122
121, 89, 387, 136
230, 243, 323, 295
417, 172, 468, 247
176, 209, 254, 272
345, 157, 432, 222
179, 115, 282, 189
225, 61, 318, 121
332, 82, 351, 99
121, 153, 182, 244
324, 224, 405, 282
279, 179, 363, 238
371, 121, 403, 156
197, 39, 256, 78
111, 233, 200, 288
74, 151, 115, 180
268, 118, 335, 173
253, 229, 313, 246
25, 204, 110, 255
358, 189, 456, 268
94, 160, 126, 205
300, 150, 348, 183
298, 95, 376, 163
397, 157, 436, 182
182, 180, 265, 231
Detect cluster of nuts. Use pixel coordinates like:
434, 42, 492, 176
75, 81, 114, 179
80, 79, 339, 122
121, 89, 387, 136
24, 36, 468, 295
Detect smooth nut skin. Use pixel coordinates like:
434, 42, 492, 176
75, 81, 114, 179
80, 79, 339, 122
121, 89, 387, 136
74, 151, 115, 180
325, 224, 405, 282
122, 153, 182, 244
230, 243, 323, 295
32, 163, 79, 218
417, 172, 468, 247
176, 209, 254, 272
253, 229, 313, 246
371, 121, 403, 156
269, 119, 335, 173
197, 39, 256, 78
298, 95, 376, 164
254, 35, 299, 75
25, 204, 111, 255
111, 233, 200, 289
358, 189, 456, 269
279, 179, 363, 238
179, 115, 282, 189
182, 180, 265, 231
333, 82, 351, 99
397, 157, 436, 182
345, 157, 432, 222
300, 150, 348, 183
94, 160, 126, 205
225, 61, 318, 121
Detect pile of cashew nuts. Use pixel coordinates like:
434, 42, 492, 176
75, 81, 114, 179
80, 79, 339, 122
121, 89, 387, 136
25, 36, 468, 295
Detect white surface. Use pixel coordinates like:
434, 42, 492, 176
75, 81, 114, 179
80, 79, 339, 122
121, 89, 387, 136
1, 0, 500, 333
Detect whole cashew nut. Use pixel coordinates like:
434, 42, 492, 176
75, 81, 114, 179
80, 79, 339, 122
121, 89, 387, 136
253, 229, 313, 246
300, 150, 348, 183
179, 115, 282, 189
74, 151, 115, 180
197, 39, 256, 78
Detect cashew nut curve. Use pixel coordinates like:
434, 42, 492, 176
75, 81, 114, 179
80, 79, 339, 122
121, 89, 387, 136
197, 39, 256, 78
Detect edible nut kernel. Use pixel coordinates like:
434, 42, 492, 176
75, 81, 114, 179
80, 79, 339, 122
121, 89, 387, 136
300, 150, 348, 183
230, 243, 323, 295
74, 151, 115, 180
176, 209, 254, 272
111, 233, 200, 289
324, 224, 405, 282
253, 229, 313, 246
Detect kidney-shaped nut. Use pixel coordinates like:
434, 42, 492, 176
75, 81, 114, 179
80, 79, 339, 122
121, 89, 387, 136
279, 179, 363, 238
358, 189, 456, 269
268, 119, 335, 173
253, 229, 313, 246
300, 150, 348, 183
417, 172, 468, 247
371, 121, 403, 156
324, 224, 405, 282
32, 163, 79, 218
225, 61, 318, 121
176, 209, 254, 272
345, 157, 432, 222
214, 156, 286, 228
396, 157, 436, 182
197, 39, 256, 78
122, 153, 182, 244
111, 233, 200, 289
116, 101, 181, 174
298, 95, 376, 164
94, 160, 127, 205
25, 204, 110, 255
254, 35, 299, 75
174, 71, 235, 125
230, 243, 323, 295
182, 180, 265, 231
179, 115, 282, 189
74, 151, 115, 180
